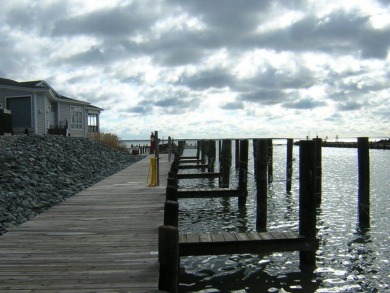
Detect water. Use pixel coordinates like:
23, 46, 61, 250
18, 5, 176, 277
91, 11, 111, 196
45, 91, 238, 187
177, 142, 390, 292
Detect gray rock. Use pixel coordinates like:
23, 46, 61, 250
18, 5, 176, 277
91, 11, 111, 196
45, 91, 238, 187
0, 135, 143, 235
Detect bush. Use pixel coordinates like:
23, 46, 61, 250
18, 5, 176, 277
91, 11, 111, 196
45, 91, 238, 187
88, 132, 128, 152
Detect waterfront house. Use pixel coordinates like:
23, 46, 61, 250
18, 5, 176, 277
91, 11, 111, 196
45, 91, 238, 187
0, 77, 103, 137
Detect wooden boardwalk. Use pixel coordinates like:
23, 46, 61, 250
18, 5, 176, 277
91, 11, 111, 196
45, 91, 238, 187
0, 154, 171, 292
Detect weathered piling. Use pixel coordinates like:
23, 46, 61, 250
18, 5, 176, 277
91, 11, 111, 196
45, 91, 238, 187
254, 139, 269, 232
235, 139, 240, 168
286, 138, 293, 192
314, 138, 322, 204
357, 137, 370, 228
267, 139, 273, 184
299, 140, 317, 269
238, 139, 249, 207
219, 140, 232, 188
208, 140, 216, 172
166, 185, 178, 201
158, 225, 179, 293
164, 201, 179, 227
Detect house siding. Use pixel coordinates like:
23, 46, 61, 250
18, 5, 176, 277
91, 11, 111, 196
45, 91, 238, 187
35, 94, 46, 134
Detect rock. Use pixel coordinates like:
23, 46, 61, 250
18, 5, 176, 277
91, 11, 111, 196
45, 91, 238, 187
0, 135, 143, 235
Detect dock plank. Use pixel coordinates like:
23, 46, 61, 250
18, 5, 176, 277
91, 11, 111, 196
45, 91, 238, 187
179, 231, 317, 256
0, 154, 171, 292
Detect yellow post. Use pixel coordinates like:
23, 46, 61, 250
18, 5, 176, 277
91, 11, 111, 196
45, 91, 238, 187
148, 157, 157, 187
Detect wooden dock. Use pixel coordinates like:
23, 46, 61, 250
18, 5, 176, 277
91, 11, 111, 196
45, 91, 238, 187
0, 154, 171, 292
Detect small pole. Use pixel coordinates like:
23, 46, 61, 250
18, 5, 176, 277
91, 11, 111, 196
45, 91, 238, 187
238, 139, 249, 207
286, 138, 293, 192
254, 139, 268, 232
299, 140, 317, 269
158, 225, 179, 293
358, 137, 370, 228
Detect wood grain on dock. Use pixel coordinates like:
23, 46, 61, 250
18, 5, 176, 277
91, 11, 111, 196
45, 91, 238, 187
0, 154, 171, 292
179, 231, 318, 256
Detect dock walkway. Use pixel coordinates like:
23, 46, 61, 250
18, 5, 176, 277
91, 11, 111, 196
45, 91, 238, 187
0, 154, 171, 292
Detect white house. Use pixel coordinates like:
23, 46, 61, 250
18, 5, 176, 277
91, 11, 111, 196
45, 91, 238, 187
0, 77, 103, 137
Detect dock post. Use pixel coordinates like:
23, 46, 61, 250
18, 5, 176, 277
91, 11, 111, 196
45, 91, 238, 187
155, 131, 160, 186
164, 201, 179, 227
268, 139, 273, 184
286, 138, 293, 192
208, 140, 216, 172
235, 139, 240, 168
238, 139, 249, 207
358, 137, 370, 228
166, 185, 178, 202
313, 138, 322, 204
196, 140, 200, 160
299, 140, 317, 269
219, 139, 232, 188
158, 225, 179, 293
254, 139, 269, 232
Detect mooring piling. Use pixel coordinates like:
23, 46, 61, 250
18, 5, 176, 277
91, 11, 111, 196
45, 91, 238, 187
286, 138, 294, 192
299, 140, 318, 269
357, 137, 370, 228
238, 139, 249, 207
254, 139, 269, 232
158, 225, 179, 293
219, 139, 232, 188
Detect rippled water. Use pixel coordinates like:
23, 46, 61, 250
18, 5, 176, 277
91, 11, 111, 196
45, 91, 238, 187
178, 142, 390, 292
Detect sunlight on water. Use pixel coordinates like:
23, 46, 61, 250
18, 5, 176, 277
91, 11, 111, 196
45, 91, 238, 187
178, 142, 390, 292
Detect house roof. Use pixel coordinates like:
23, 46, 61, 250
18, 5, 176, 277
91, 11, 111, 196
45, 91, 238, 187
0, 77, 103, 111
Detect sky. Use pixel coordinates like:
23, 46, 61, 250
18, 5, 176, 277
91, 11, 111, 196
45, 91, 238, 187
1, 0, 390, 140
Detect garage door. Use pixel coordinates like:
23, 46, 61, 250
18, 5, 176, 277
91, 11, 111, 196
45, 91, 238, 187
6, 96, 32, 128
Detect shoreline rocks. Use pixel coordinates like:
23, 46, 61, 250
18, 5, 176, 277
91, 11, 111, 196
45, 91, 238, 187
0, 135, 144, 235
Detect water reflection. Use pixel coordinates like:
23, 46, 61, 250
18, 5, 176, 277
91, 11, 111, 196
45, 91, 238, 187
178, 144, 390, 292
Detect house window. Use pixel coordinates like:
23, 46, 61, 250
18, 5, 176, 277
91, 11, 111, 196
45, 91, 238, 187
88, 114, 98, 132
71, 106, 83, 129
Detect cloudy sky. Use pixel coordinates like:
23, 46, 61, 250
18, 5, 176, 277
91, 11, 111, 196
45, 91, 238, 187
1, 0, 389, 140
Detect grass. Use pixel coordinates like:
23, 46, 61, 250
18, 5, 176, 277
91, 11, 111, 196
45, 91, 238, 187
88, 132, 128, 152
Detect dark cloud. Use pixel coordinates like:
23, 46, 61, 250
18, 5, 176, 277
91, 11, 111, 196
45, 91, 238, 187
221, 101, 244, 110
51, 3, 155, 38
240, 88, 284, 105
337, 101, 363, 111
283, 97, 327, 109
178, 69, 235, 90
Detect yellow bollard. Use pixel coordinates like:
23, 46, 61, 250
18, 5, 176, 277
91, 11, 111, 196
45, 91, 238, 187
148, 157, 157, 187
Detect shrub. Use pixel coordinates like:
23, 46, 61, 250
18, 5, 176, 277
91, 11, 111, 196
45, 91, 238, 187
88, 132, 128, 152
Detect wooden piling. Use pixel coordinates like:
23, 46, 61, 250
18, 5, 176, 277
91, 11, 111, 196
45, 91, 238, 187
357, 137, 370, 228
166, 185, 178, 202
219, 140, 232, 188
208, 140, 216, 172
238, 139, 249, 207
164, 201, 179, 227
254, 139, 269, 232
268, 139, 273, 184
158, 225, 179, 293
235, 139, 240, 168
314, 138, 322, 204
286, 138, 293, 192
299, 140, 317, 269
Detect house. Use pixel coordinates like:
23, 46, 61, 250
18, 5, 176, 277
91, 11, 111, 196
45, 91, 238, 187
0, 77, 103, 137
